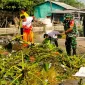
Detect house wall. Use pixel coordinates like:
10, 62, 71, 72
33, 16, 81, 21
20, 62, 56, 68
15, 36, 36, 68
52, 13, 64, 21
34, 2, 65, 18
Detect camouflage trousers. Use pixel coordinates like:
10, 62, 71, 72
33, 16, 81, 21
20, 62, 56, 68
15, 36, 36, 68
65, 35, 77, 55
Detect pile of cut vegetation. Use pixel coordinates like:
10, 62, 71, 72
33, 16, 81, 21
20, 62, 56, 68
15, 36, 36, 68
0, 42, 85, 85
32, 20, 45, 27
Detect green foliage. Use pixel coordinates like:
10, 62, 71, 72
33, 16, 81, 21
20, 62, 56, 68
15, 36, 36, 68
59, 0, 85, 8
0, 43, 85, 85
42, 38, 56, 50
0, 0, 45, 15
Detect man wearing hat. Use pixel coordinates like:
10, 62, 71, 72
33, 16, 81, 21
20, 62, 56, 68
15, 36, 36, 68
63, 13, 77, 56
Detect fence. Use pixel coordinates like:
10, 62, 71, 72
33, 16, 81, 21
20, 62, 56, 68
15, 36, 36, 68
0, 24, 83, 35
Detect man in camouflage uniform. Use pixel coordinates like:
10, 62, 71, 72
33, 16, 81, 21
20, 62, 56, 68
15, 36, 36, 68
63, 14, 77, 56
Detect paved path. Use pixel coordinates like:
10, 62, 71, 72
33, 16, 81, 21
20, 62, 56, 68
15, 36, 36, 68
76, 37, 85, 55
77, 37, 85, 48
58, 37, 85, 55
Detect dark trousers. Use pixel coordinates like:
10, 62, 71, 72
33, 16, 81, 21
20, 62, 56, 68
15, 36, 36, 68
50, 37, 58, 47
20, 28, 23, 39
65, 36, 76, 56
54, 39, 58, 47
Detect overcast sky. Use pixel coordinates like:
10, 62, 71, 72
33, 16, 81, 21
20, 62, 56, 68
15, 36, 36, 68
46, 0, 85, 4
78, 0, 85, 3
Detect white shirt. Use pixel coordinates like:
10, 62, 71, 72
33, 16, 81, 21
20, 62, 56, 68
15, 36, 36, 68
22, 17, 33, 28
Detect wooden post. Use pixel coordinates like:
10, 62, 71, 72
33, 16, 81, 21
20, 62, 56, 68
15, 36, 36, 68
50, 0, 52, 11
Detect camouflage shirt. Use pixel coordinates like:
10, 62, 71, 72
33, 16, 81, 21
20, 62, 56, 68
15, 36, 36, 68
63, 19, 77, 37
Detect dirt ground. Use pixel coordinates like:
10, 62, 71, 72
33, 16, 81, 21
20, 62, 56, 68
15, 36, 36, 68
34, 32, 85, 55
58, 38, 85, 55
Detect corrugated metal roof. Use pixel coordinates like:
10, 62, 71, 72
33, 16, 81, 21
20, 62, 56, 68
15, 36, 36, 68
35, 1, 78, 10
52, 10, 74, 13
51, 10, 85, 14
51, 1, 77, 10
